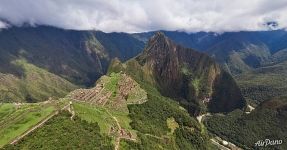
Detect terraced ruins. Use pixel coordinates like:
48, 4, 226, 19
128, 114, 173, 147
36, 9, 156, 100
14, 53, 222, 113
67, 72, 147, 111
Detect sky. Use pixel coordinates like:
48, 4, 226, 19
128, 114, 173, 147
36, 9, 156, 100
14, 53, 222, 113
0, 0, 287, 33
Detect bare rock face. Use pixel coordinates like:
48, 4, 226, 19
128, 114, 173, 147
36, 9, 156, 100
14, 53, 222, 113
135, 32, 246, 113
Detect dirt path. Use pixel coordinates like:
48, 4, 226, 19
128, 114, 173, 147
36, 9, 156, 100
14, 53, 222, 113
67, 102, 75, 120
106, 110, 121, 150
144, 133, 163, 140
196, 113, 211, 123
113, 117, 121, 150
10, 103, 71, 145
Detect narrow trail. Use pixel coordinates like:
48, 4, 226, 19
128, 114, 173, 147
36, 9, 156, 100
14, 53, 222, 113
113, 118, 121, 150
67, 102, 75, 120
144, 133, 163, 140
106, 110, 121, 150
10, 103, 71, 145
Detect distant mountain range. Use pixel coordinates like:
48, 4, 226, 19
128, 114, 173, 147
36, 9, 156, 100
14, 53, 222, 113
1, 25, 287, 104
134, 30, 287, 74
0, 26, 144, 86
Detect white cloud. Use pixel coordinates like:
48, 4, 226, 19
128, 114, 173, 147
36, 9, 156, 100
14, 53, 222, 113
0, 21, 7, 28
0, 0, 287, 32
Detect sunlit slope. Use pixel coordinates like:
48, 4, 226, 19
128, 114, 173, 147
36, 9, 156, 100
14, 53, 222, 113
0, 101, 65, 147
0, 59, 77, 102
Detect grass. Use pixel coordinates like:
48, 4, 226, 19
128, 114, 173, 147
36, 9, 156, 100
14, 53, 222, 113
105, 72, 121, 95
0, 103, 56, 147
73, 102, 117, 134
181, 66, 192, 76
73, 101, 135, 135
109, 109, 133, 131
192, 79, 200, 96
167, 117, 179, 135
0, 104, 15, 119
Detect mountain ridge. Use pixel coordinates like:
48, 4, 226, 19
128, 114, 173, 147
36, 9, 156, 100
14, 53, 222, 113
109, 32, 246, 114
0, 25, 144, 86
133, 30, 287, 74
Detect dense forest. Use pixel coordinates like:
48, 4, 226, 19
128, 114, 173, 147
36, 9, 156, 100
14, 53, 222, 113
205, 102, 287, 150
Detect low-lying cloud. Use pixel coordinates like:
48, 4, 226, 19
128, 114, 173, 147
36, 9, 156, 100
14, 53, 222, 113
0, 0, 287, 32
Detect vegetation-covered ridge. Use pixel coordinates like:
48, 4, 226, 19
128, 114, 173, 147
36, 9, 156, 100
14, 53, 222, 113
205, 96, 287, 150
0, 59, 77, 103
236, 61, 287, 104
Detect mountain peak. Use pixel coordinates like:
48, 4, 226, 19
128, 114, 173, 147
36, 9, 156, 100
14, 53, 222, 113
154, 31, 165, 38
147, 32, 169, 45
143, 32, 174, 55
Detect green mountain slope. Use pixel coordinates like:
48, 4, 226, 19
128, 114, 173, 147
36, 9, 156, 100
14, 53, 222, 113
109, 32, 246, 114
236, 61, 287, 104
0, 26, 144, 86
0, 59, 77, 102
271, 48, 287, 64
205, 96, 287, 149
207, 40, 272, 74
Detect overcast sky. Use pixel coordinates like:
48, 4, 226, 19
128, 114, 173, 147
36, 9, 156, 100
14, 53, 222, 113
0, 0, 287, 33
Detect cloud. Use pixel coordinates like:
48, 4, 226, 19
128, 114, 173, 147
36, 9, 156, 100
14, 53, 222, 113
0, 21, 7, 28
0, 0, 287, 32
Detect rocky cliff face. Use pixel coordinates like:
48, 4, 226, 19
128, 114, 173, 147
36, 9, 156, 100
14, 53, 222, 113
111, 32, 246, 114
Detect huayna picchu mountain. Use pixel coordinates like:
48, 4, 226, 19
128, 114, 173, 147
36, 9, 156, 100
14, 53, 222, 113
109, 32, 246, 114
